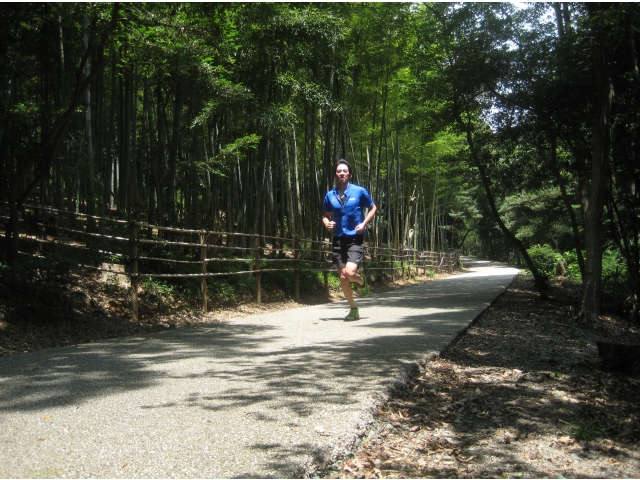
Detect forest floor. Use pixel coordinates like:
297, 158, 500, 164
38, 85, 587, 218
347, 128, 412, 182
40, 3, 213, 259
321, 274, 640, 479
1, 263, 639, 478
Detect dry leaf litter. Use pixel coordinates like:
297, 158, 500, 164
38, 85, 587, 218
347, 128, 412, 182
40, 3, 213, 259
319, 274, 640, 479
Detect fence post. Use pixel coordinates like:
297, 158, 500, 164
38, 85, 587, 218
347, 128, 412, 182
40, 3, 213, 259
201, 232, 208, 312
129, 221, 139, 321
391, 247, 396, 283
294, 235, 300, 302
254, 236, 262, 304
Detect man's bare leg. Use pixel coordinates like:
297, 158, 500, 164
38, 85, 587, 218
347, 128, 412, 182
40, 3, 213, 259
338, 262, 365, 309
342, 262, 364, 286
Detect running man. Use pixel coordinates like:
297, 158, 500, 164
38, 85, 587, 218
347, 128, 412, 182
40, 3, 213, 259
323, 159, 377, 321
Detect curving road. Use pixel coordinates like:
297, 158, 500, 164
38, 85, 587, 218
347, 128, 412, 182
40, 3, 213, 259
0, 258, 518, 478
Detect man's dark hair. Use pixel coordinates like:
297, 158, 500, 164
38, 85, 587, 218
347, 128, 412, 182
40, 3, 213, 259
334, 159, 352, 175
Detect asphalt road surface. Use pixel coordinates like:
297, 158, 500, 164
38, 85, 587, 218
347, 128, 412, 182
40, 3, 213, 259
0, 258, 519, 478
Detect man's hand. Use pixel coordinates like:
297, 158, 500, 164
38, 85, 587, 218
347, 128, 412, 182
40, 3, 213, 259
354, 223, 365, 233
326, 220, 336, 231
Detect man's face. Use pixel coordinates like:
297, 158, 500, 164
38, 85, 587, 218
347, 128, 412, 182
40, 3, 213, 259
336, 164, 350, 182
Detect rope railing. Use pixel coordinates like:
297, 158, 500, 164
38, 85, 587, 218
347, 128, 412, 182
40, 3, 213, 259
3, 203, 459, 320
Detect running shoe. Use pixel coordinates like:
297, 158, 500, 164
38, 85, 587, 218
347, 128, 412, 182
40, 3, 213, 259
345, 308, 360, 321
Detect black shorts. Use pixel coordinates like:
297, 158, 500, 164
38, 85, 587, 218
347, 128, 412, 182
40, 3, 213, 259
333, 235, 364, 269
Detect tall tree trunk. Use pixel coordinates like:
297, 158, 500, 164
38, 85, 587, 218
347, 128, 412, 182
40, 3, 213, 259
548, 133, 586, 277
104, 49, 116, 214
430, 169, 438, 252
391, 132, 398, 249
83, 13, 94, 224
54, 14, 65, 210
130, 63, 139, 221
168, 73, 183, 226
581, 5, 614, 323
284, 139, 296, 237
292, 124, 302, 238
119, 61, 132, 218
385, 122, 391, 247
308, 103, 320, 239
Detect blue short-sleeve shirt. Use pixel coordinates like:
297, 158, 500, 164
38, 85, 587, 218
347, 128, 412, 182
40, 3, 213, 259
323, 184, 375, 237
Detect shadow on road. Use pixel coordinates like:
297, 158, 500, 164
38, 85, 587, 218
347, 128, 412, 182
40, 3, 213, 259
0, 264, 519, 415
0, 261, 523, 477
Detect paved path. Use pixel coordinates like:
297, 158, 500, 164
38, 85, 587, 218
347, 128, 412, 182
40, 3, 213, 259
0, 259, 518, 478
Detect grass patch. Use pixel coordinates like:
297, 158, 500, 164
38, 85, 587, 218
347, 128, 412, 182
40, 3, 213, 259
570, 422, 603, 442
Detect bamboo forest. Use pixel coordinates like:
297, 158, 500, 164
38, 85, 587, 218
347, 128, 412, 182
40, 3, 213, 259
1, 2, 639, 323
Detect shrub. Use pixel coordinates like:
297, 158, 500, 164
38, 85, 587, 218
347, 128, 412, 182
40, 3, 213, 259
526, 244, 559, 277
208, 279, 238, 302
562, 247, 630, 299
562, 249, 583, 282
602, 248, 628, 289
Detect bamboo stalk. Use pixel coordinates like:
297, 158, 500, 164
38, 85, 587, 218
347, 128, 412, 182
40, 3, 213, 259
129, 221, 139, 321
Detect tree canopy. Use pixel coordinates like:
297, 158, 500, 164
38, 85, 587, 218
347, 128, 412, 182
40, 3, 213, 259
2, 2, 639, 321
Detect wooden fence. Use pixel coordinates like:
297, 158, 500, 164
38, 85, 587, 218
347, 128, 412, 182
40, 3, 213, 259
2, 203, 459, 320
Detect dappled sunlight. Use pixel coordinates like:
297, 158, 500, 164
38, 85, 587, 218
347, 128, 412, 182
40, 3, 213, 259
0, 263, 519, 478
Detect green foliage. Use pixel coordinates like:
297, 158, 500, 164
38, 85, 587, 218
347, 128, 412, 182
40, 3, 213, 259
601, 248, 630, 303
526, 244, 561, 277
297, 270, 339, 294
142, 276, 203, 306
208, 279, 240, 302
562, 247, 629, 301
569, 423, 602, 442
104, 253, 124, 264
142, 277, 177, 296
200, 133, 262, 176
501, 187, 573, 248
324, 271, 341, 291
4, 1, 639, 320
562, 249, 584, 282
